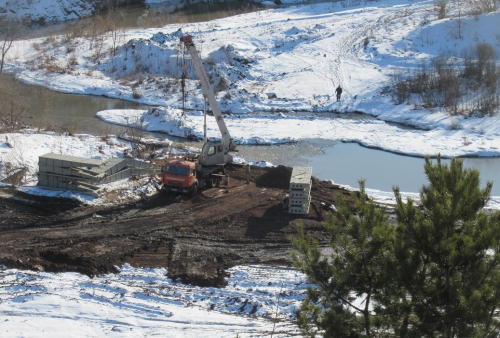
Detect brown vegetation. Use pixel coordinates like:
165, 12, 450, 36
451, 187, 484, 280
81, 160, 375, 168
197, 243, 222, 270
391, 42, 499, 116
139, 1, 265, 29
0, 17, 27, 73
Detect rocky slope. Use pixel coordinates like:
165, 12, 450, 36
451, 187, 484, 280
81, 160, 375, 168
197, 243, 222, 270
0, 0, 145, 24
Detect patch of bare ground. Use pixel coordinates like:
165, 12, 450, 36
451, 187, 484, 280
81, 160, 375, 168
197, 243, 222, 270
0, 164, 352, 287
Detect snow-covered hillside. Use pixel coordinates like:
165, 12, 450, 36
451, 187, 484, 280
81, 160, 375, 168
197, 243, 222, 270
4, 0, 500, 159
0, 0, 98, 24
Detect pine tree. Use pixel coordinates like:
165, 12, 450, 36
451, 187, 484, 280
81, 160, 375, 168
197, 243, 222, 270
392, 156, 500, 337
291, 157, 500, 337
290, 180, 394, 337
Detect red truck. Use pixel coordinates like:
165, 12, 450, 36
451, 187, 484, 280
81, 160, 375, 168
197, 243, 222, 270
162, 159, 225, 196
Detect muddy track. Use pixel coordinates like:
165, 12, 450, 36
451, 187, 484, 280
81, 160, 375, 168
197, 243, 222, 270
0, 165, 352, 287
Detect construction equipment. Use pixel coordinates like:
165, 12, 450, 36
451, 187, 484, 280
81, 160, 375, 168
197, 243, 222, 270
287, 166, 313, 214
162, 35, 236, 195
38, 153, 162, 197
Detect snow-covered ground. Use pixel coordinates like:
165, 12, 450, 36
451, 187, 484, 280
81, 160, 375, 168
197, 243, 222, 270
0, 131, 129, 177
0, 130, 172, 207
1, 1, 500, 335
1, 0, 499, 199
0, 0, 97, 24
96, 105, 500, 158
0, 264, 308, 337
4, 0, 499, 159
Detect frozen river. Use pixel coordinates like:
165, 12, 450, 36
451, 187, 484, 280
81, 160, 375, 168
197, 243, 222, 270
237, 139, 500, 194
18, 84, 500, 196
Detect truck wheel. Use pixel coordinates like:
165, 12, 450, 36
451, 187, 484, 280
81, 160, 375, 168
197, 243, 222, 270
206, 177, 216, 188
190, 183, 198, 197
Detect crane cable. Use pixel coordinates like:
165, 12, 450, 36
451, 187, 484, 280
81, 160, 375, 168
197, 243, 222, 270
177, 40, 188, 117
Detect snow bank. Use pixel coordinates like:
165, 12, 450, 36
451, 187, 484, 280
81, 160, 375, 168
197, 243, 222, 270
0, 264, 307, 337
4, 0, 499, 160
98, 108, 500, 158
0, 0, 97, 24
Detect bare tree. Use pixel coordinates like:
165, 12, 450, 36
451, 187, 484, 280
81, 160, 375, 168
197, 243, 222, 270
0, 75, 28, 132
123, 115, 147, 158
454, 0, 463, 39
0, 17, 26, 73
475, 42, 497, 81
468, 0, 497, 14
434, 0, 448, 19
107, 8, 126, 58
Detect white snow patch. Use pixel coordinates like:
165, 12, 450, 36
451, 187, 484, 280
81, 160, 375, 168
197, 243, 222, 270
0, 264, 308, 337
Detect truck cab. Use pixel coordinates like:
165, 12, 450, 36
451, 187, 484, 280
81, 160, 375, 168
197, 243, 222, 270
162, 160, 198, 195
199, 141, 233, 167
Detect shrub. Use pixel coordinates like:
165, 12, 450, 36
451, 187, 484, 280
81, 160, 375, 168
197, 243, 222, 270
363, 36, 369, 49
450, 118, 462, 129
132, 90, 142, 99
469, 0, 497, 15
60, 119, 79, 136
476, 42, 497, 80
434, 0, 448, 19
476, 91, 500, 116
68, 55, 78, 66
390, 46, 499, 116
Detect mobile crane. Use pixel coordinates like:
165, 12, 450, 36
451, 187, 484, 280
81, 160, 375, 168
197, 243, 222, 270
162, 35, 237, 196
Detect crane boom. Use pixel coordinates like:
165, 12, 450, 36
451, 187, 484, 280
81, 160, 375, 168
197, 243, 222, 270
180, 35, 236, 162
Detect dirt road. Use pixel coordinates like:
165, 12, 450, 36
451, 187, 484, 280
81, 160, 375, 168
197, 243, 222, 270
0, 165, 351, 287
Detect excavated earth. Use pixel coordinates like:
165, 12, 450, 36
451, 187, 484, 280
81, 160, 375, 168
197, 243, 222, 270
0, 165, 353, 287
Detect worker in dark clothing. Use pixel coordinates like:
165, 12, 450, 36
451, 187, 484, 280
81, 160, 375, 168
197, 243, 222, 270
335, 85, 343, 102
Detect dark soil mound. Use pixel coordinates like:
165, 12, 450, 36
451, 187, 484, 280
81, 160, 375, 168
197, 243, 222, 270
255, 165, 292, 190
166, 242, 230, 288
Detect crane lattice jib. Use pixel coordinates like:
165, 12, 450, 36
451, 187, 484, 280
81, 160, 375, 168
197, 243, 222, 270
180, 35, 234, 154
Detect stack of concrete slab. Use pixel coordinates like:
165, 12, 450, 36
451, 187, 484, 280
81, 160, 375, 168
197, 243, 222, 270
37, 153, 162, 197
288, 166, 312, 215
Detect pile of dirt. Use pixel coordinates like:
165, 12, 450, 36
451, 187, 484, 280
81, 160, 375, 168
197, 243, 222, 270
255, 165, 292, 189
40, 250, 119, 277
166, 241, 230, 287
